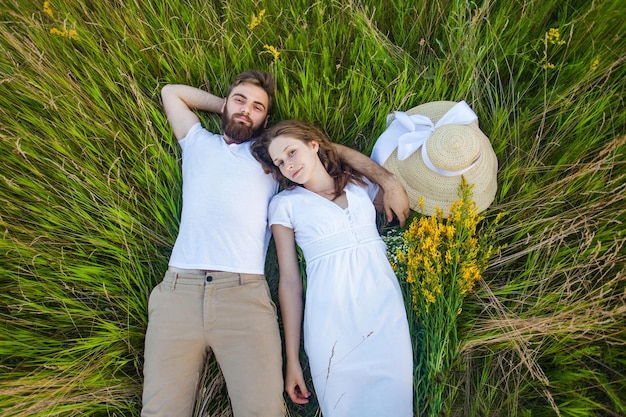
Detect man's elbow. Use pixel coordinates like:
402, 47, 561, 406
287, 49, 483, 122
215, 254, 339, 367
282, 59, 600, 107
161, 84, 176, 100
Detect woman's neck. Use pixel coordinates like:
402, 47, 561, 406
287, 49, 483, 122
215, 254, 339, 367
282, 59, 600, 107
304, 173, 347, 207
303, 171, 336, 195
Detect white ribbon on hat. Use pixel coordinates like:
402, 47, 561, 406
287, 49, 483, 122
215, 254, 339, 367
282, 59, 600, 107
371, 100, 480, 177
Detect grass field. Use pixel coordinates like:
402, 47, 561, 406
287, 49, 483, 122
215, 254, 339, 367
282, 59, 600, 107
1, 1, 625, 416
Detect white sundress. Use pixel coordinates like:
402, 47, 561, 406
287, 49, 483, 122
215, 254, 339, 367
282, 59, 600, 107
269, 181, 413, 417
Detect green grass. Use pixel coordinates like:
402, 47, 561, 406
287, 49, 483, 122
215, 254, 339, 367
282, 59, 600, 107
1, 0, 625, 416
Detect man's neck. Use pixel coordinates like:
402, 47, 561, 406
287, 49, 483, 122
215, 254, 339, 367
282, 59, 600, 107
223, 134, 241, 145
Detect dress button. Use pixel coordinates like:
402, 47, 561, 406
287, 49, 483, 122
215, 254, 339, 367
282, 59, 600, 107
206, 275, 213, 282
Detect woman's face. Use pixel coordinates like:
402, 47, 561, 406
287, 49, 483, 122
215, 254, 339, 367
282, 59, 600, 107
267, 135, 320, 185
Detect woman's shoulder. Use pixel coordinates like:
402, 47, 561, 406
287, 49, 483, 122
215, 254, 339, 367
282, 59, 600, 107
269, 188, 306, 225
276, 186, 309, 198
346, 178, 372, 192
270, 188, 297, 207
270, 187, 312, 210
347, 178, 379, 201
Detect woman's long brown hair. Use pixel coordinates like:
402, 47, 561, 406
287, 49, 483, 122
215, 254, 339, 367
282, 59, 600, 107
251, 120, 364, 199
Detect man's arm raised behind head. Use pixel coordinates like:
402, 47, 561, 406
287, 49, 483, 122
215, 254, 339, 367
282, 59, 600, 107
161, 84, 226, 141
334, 144, 410, 227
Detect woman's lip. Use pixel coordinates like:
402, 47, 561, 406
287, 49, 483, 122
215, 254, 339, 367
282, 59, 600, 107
292, 168, 302, 179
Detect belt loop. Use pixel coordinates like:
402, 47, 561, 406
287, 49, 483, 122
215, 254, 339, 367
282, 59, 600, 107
172, 272, 178, 290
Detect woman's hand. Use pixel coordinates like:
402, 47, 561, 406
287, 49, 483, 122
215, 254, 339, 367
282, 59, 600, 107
285, 361, 311, 404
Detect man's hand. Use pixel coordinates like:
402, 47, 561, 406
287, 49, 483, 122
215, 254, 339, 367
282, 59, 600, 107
334, 144, 410, 226
380, 174, 410, 227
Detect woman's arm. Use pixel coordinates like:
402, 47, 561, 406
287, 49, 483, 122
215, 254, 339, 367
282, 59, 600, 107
271, 224, 311, 404
334, 144, 410, 227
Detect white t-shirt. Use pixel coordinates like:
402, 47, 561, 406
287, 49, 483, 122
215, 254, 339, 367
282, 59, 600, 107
168, 123, 278, 274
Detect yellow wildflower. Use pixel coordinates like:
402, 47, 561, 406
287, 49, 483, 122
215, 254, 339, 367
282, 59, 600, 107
422, 288, 436, 304
263, 44, 280, 62
423, 257, 435, 274
43, 1, 54, 17
458, 262, 481, 294
444, 225, 455, 240
50, 27, 65, 36
50, 26, 78, 40
248, 9, 266, 30
539, 55, 555, 69
547, 27, 566, 45
590, 58, 599, 72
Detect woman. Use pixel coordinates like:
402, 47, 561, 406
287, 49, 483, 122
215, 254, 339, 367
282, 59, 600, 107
252, 120, 413, 417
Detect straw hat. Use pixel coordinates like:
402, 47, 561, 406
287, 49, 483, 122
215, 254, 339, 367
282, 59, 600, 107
374, 101, 498, 217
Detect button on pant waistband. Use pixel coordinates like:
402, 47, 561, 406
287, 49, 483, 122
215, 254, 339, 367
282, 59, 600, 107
166, 266, 265, 286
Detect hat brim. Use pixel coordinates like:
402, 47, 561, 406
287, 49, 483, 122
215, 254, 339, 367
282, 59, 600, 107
381, 101, 498, 216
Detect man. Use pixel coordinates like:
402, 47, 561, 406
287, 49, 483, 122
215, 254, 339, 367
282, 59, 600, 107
142, 70, 409, 417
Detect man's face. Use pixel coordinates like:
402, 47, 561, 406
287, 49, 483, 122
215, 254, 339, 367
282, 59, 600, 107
222, 83, 269, 144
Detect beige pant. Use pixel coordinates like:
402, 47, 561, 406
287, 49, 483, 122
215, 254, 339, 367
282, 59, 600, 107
141, 269, 284, 417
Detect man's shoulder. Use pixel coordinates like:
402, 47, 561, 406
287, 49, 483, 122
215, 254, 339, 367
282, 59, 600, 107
180, 123, 223, 146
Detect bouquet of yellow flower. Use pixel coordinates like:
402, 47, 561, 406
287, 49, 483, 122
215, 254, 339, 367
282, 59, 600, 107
385, 178, 502, 416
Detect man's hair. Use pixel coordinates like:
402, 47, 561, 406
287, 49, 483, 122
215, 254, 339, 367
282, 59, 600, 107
227, 70, 276, 115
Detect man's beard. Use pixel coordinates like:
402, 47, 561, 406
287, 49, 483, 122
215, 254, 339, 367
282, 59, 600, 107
222, 111, 263, 144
